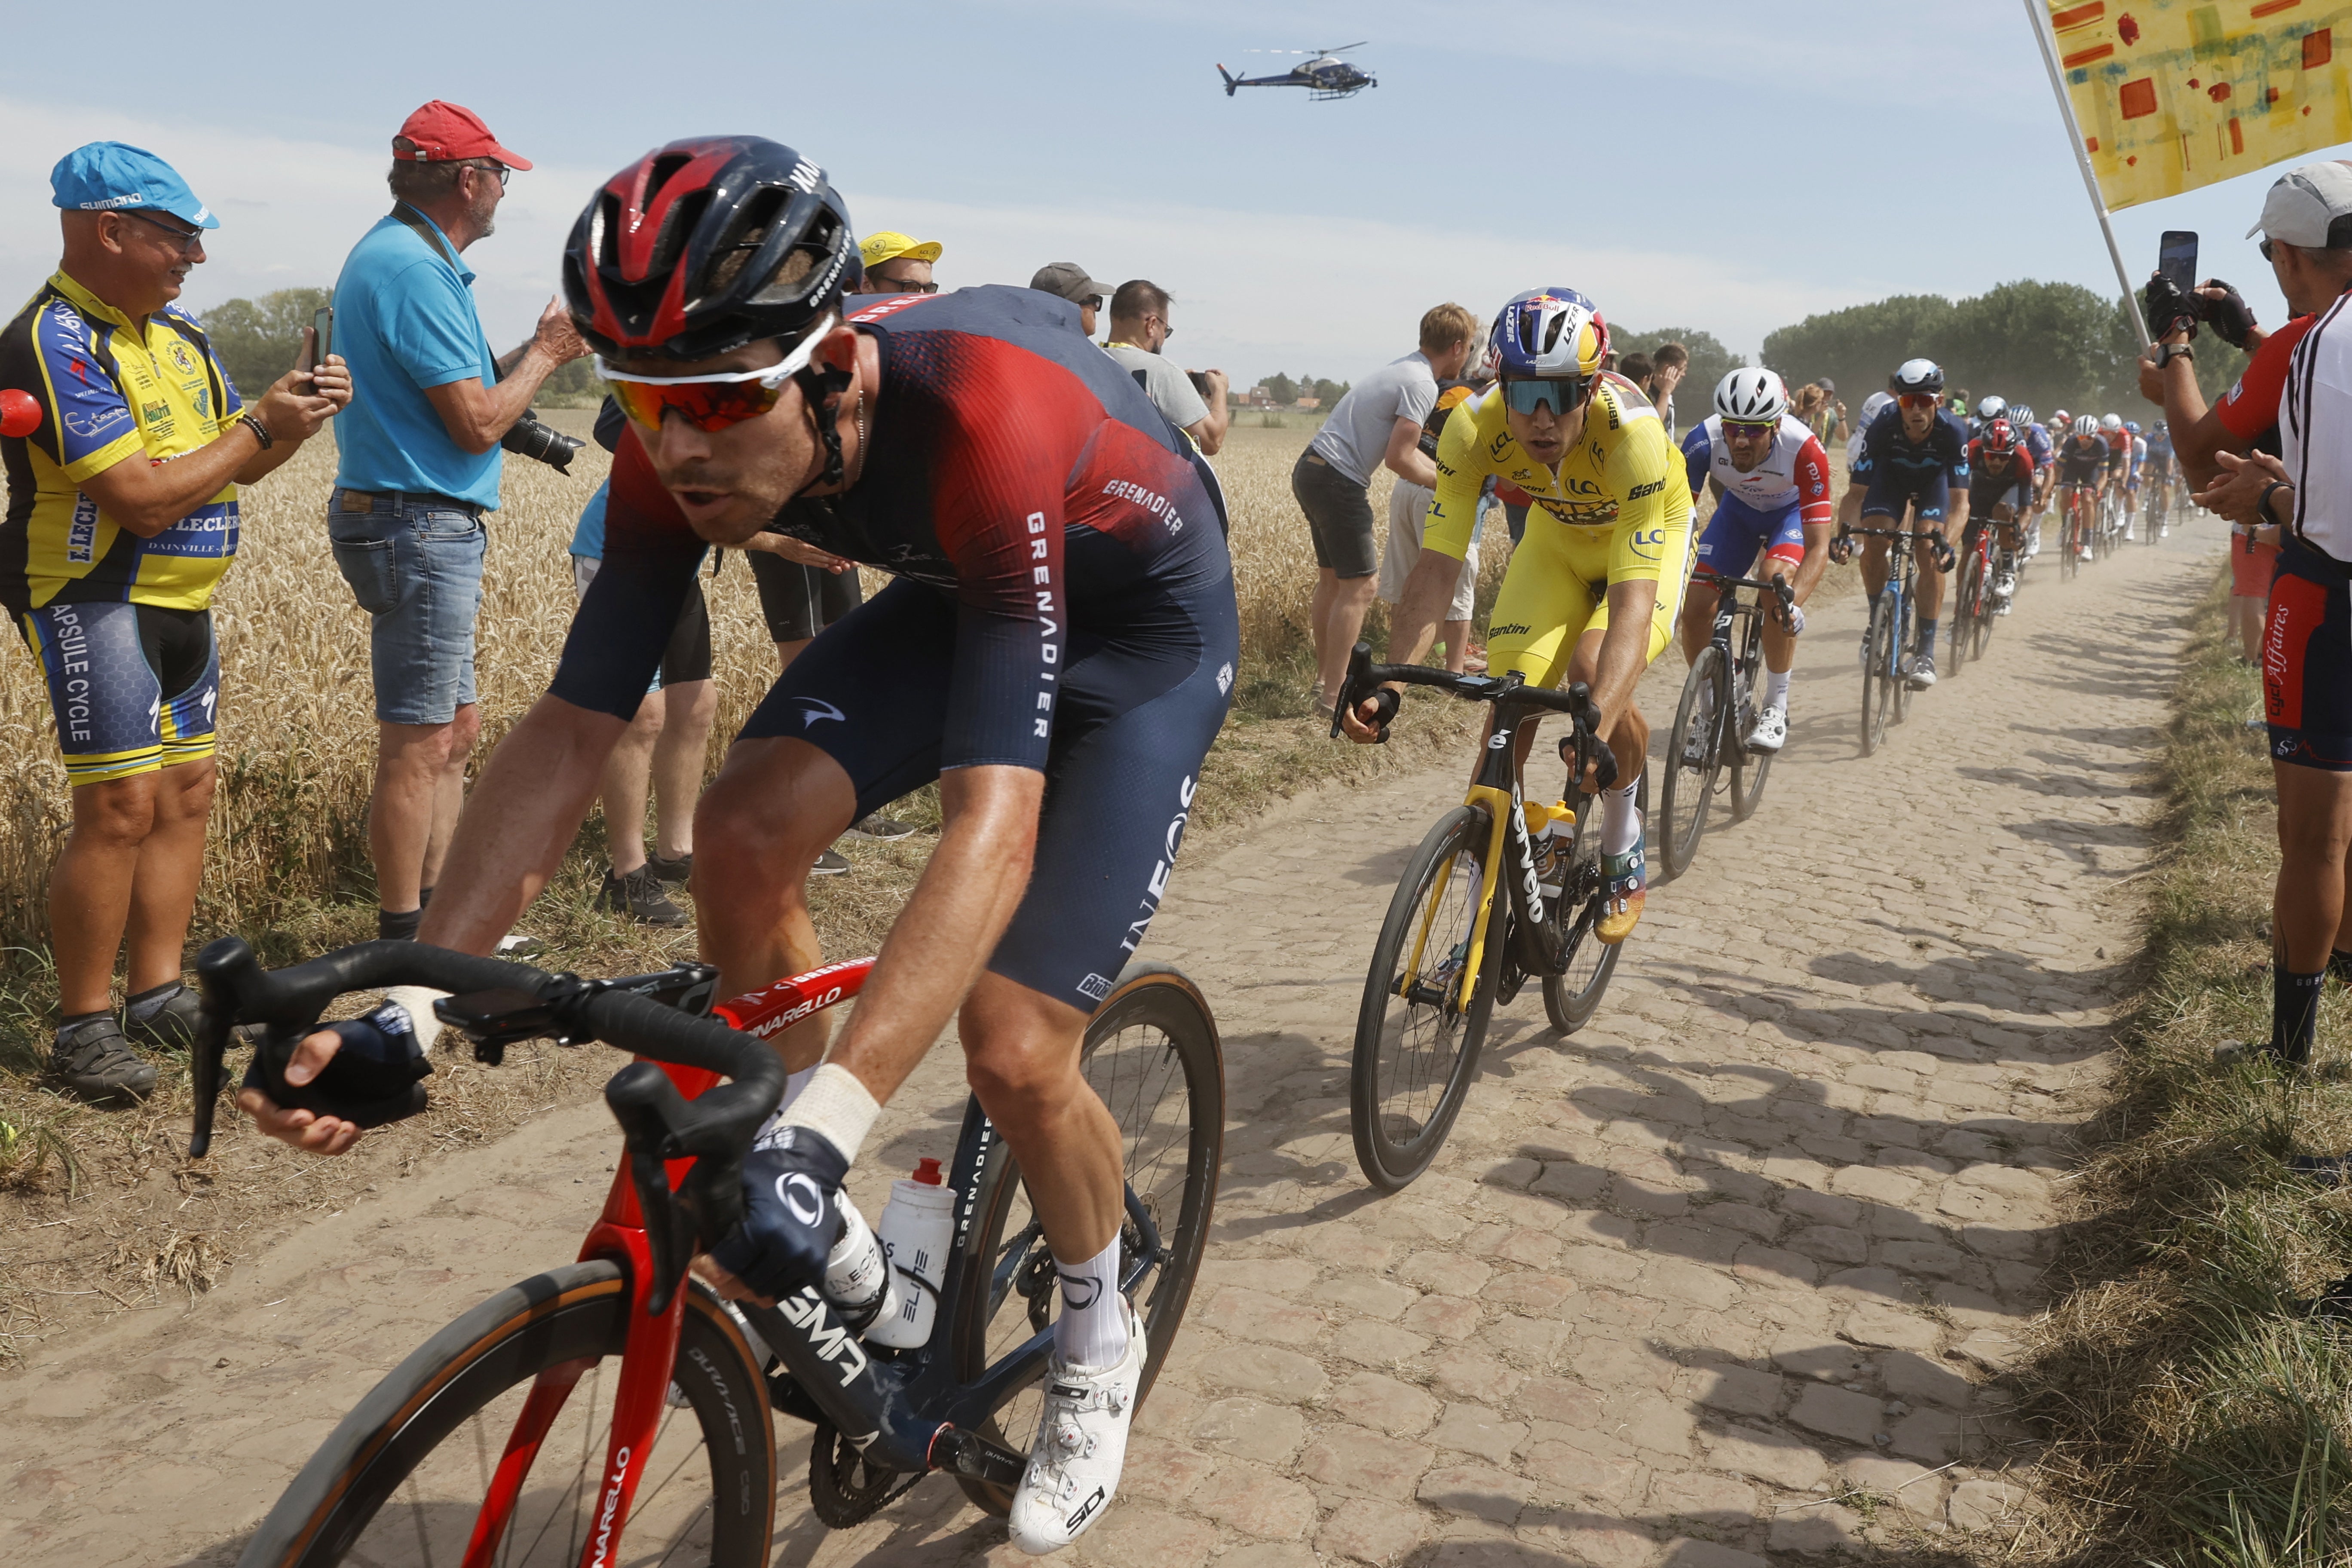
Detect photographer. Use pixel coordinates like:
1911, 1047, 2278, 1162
327, 101, 588, 943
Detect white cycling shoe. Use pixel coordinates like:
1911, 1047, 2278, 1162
1745, 705, 1787, 753
1008, 1305, 1148, 1554
1905, 652, 1938, 689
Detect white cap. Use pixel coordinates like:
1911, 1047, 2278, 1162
2246, 160, 2352, 246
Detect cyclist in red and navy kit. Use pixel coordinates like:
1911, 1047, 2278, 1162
1964, 417, 2034, 612
238, 136, 1231, 1555
1676, 368, 1832, 753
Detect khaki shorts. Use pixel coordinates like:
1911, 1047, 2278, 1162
1379, 480, 1478, 621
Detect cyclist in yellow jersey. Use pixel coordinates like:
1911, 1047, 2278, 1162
1344, 288, 1689, 943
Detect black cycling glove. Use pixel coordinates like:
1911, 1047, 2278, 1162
242, 1001, 431, 1127
707, 1123, 849, 1300
2143, 273, 2199, 340
2199, 279, 2259, 349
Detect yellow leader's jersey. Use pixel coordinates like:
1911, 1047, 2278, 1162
0, 272, 245, 615
1422, 373, 1693, 684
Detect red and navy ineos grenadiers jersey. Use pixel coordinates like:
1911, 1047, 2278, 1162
553, 285, 1234, 770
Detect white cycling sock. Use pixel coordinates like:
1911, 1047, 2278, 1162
1601, 779, 1641, 857
1764, 668, 1791, 709
1052, 1233, 1129, 1369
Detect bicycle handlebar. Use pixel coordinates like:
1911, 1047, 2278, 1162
187, 937, 786, 1166
1327, 641, 1606, 738
1832, 526, 1954, 573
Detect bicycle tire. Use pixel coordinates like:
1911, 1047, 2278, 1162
949, 964, 1224, 1512
237, 1262, 775, 1568
1345, 805, 1499, 1191
1659, 646, 1725, 881
2059, 507, 2079, 581
1540, 767, 1641, 1034
1860, 592, 1895, 757
1729, 625, 1771, 824
1892, 587, 1917, 726
1969, 552, 1995, 661
1950, 551, 1982, 677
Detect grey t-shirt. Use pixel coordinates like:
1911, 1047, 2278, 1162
1104, 343, 1210, 433
1308, 352, 1439, 487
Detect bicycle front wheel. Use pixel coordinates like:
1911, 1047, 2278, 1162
1729, 632, 1772, 824
237, 1262, 775, 1568
1950, 550, 1983, 677
1860, 593, 1895, 756
950, 964, 1223, 1513
2059, 508, 2079, 580
1541, 767, 1640, 1034
1892, 587, 1917, 725
1659, 646, 1725, 880
1349, 804, 1498, 1191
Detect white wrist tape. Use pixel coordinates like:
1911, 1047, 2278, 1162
383, 986, 449, 1054
777, 1062, 881, 1164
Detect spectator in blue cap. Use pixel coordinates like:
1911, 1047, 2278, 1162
0, 141, 350, 1101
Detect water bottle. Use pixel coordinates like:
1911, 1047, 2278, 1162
1534, 801, 1574, 897
865, 1158, 958, 1350
824, 1190, 899, 1334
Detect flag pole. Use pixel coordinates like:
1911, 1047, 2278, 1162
2025, 0, 2153, 345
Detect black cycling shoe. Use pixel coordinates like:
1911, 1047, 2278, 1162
847, 814, 916, 842
52, 1015, 157, 1102
598, 866, 689, 928
124, 983, 205, 1053
645, 849, 694, 886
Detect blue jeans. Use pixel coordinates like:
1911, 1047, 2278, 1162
328, 490, 487, 724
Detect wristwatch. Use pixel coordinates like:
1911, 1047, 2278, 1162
2156, 344, 2196, 367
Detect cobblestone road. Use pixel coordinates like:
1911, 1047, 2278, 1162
0, 515, 2219, 1567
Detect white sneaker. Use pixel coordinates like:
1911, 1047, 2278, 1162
1008, 1306, 1147, 1554
1745, 705, 1787, 753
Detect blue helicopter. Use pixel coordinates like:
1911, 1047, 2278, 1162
1217, 43, 1376, 101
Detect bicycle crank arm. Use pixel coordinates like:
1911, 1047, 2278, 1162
928, 1426, 1029, 1487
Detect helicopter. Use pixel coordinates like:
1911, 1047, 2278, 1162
1216, 42, 1377, 101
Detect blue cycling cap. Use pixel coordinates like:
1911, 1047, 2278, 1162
50, 142, 218, 230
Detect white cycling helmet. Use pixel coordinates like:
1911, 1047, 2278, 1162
2100, 412, 2123, 432
2052, 407, 2071, 425
1975, 394, 2006, 423
2073, 413, 2101, 436
1890, 358, 1945, 395
1713, 368, 1789, 423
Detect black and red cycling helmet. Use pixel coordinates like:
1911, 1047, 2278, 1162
563, 135, 854, 362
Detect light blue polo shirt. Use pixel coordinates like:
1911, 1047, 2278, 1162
330, 208, 501, 508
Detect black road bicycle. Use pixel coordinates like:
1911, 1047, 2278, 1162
1658, 571, 1794, 880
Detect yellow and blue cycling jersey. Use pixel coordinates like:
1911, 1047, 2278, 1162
1422, 372, 1693, 685
0, 271, 245, 616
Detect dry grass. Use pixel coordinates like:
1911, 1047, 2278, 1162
2013, 573, 2352, 1566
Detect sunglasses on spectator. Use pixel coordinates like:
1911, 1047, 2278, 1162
124, 210, 204, 256
1897, 393, 1940, 410
599, 315, 835, 432
1723, 418, 1777, 439
874, 277, 939, 294
1501, 377, 1586, 416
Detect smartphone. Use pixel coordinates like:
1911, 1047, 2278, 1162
2159, 230, 2199, 295
297, 307, 333, 395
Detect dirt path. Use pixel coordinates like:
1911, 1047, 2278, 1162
0, 514, 2222, 1566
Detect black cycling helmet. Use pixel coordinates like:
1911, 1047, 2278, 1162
1889, 358, 1945, 396
564, 135, 854, 363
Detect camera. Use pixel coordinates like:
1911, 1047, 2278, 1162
500, 409, 585, 474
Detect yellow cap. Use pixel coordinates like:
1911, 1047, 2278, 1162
859, 230, 942, 268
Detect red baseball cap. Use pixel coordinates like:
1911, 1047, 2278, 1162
392, 101, 533, 171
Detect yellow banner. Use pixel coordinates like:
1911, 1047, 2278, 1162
2048, 0, 2352, 209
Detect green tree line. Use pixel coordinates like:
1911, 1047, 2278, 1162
1758, 279, 2249, 417
1261, 372, 1351, 405
195, 287, 602, 407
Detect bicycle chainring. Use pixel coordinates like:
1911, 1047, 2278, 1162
808, 1419, 922, 1528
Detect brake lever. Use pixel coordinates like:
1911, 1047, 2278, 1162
1329, 640, 1375, 740
604, 1063, 699, 1316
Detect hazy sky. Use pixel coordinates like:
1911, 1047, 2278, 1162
0, 0, 2331, 387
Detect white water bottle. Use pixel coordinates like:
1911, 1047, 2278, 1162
865, 1158, 957, 1350
823, 1191, 899, 1334
1535, 801, 1574, 897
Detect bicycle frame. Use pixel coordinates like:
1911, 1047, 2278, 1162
456, 957, 1166, 1565
1845, 524, 1945, 678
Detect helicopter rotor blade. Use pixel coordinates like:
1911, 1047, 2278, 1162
1319, 41, 1369, 54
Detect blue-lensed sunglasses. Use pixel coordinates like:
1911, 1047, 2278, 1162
1501, 377, 1587, 417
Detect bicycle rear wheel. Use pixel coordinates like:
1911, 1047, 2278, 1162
1859, 593, 1895, 757
236, 1262, 775, 1568
950, 964, 1223, 1513
1541, 768, 1641, 1034
1344, 805, 1499, 1190
1659, 646, 1725, 880
1950, 549, 1983, 676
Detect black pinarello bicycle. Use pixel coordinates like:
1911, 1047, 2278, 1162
194, 938, 1222, 1566
1330, 644, 1640, 1191
1658, 570, 1793, 879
